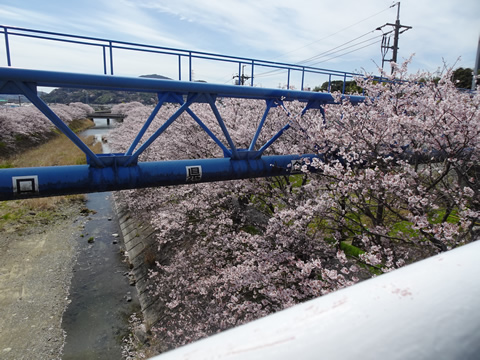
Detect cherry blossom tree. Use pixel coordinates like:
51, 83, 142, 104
110, 61, 479, 353
0, 102, 94, 156
295, 61, 479, 264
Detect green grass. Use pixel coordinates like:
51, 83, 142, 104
388, 220, 420, 238
241, 225, 262, 235
0, 196, 82, 232
0, 118, 97, 167
428, 209, 459, 225
340, 241, 365, 257
0, 118, 96, 231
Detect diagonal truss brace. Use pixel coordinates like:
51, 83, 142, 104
1, 80, 105, 167
118, 93, 306, 164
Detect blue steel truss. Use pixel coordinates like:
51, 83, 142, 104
0, 26, 366, 201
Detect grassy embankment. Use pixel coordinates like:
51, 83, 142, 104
0, 119, 101, 233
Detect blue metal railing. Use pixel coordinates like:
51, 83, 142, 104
0, 66, 362, 200
0, 25, 361, 92
0, 26, 367, 201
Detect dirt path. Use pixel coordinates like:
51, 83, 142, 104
0, 200, 85, 360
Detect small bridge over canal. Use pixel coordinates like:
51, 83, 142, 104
87, 111, 125, 125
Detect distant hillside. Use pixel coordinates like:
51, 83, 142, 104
40, 74, 172, 105
139, 74, 171, 80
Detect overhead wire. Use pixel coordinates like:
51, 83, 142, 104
308, 37, 382, 66
297, 31, 378, 65
272, 4, 394, 62
303, 34, 383, 65
254, 32, 382, 78
254, 4, 396, 79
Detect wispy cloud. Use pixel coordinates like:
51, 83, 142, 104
0, 0, 478, 76
0, 5, 59, 28
127, 0, 401, 70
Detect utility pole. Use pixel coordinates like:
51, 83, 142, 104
472, 35, 480, 91
234, 65, 251, 85
376, 2, 412, 73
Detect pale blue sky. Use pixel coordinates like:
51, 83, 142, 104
0, 0, 478, 87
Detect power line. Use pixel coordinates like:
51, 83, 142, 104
300, 32, 380, 65
273, 4, 394, 62
309, 38, 382, 66
241, 5, 398, 82
254, 6, 397, 79
255, 32, 382, 79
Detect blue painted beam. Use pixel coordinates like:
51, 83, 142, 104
0, 67, 365, 104
0, 155, 314, 201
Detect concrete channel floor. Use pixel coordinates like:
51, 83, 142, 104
62, 192, 140, 360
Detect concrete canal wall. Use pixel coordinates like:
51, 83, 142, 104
115, 201, 163, 329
